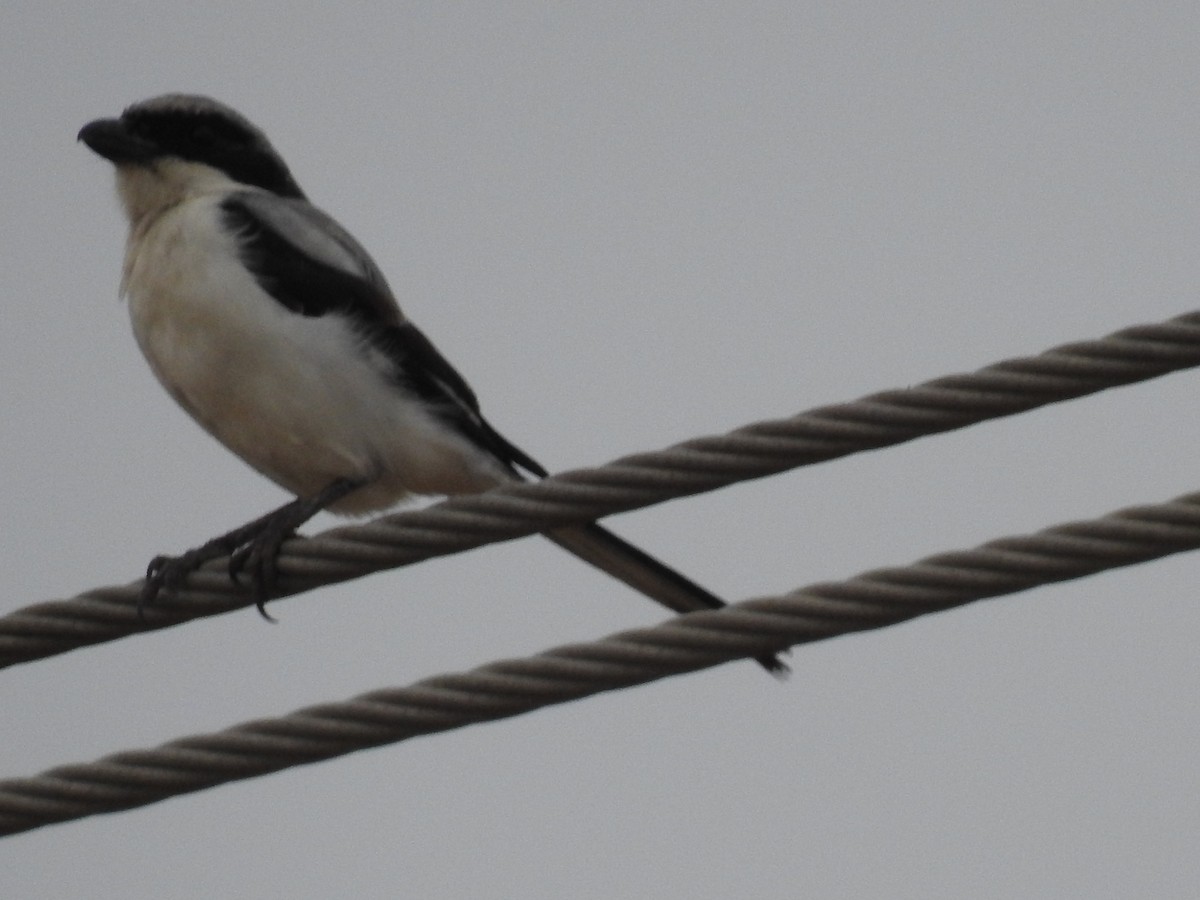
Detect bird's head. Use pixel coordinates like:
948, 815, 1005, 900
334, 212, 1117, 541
79, 94, 305, 223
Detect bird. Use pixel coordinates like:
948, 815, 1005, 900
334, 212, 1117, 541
78, 94, 784, 674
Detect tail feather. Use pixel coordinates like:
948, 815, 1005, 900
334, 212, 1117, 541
544, 523, 787, 675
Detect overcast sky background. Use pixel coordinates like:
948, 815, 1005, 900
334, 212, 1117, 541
2, 3, 1199, 897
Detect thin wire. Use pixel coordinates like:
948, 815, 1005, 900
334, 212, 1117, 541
2, 489, 1198, 836
3, 312, 1199, 669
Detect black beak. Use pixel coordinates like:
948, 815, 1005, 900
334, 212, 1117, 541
78, 118, 155, 164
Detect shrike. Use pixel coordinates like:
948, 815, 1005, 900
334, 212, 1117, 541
79, 94, 783, 673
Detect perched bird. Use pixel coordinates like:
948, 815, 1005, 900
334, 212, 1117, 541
79, 94, 783, 673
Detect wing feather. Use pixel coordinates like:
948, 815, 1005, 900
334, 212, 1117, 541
221, 191, 546, 478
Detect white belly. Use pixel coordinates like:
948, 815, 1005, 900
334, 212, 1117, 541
122, 198, 508, 513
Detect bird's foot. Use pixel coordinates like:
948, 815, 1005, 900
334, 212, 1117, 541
137, 477, 367, 625
138, 478, 366, 624
140, 530, 254, 621
140, 526, 294, 623
227, 516, 301, 621
139, 504, 302, 622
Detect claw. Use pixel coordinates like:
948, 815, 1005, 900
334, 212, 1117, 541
139, 556, 171, 622
227, 542, 251, 584
239, 537, 284, 622
227, 528, 289, 620
136, 477, 366, 624
139, 549, 216, 622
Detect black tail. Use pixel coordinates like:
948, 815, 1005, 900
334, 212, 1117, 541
544, 523, 787, 675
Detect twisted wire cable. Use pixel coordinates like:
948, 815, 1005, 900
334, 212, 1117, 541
3, 489, 1199, 836
3, 311, 1200, 669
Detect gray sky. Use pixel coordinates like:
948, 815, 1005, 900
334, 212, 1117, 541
3, 3, 1199, 897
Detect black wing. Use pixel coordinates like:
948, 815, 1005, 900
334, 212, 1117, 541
221, 191, 546, 479
221, 191, 399, 323
378, 321, 548, 478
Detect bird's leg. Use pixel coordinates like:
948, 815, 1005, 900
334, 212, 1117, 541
141, 477, 366, 621
143, 505, 287, 611
227, 477, 367, 617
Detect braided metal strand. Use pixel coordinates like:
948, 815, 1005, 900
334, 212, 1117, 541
2, 311, 1200, 668
2, 490, 1198, 836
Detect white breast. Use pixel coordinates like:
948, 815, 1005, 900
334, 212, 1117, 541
121, 194, 510, 514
